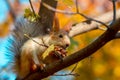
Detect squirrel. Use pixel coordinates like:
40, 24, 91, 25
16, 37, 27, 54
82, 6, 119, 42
6, 16, 71, 80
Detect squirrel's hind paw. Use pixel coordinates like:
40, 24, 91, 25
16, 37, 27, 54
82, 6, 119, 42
31, 63, 46, 72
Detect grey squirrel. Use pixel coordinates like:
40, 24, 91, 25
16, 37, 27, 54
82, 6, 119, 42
7, 16, 71, 79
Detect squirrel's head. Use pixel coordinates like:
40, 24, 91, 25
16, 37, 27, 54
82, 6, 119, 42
49, 30, 70, 49
48, 16, 71, 49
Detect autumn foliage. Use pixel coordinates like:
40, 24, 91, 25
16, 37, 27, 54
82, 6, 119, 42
0, 0, 120, 80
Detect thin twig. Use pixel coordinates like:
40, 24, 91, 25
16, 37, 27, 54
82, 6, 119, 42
112, 0, 116, 22
41, 2, 76, 15
41, 37, 49, 48
70, 63, 78, 74
78, 13, 109, 28
41, 1, 109, 28
52, 63, 80, 77
75, 0, 79, 13
29, 0, 36, 17
24, 34, 48, 48
53, 73, 80, 76
109, 0, 117, 26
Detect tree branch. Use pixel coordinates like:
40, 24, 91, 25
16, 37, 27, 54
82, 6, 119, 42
69, 9, 120, 37
25, 17, 120, 80
114, 31, 120, 38
38, 0, 58, 33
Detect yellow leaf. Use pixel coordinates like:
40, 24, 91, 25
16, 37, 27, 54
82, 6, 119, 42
24, 8, 40, 22
42, 44, 55, 59
62, 0, 74, 6
56, 0, 74, 6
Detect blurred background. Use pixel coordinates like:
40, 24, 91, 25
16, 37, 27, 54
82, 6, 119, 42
0, 0, 120, 80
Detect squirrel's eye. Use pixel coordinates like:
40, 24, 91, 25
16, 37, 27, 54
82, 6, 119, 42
59, 34, 63, 38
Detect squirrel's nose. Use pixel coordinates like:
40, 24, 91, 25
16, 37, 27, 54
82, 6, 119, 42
65, 44, 69, 48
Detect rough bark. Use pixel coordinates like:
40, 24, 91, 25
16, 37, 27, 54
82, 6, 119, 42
38, 0, 57, 33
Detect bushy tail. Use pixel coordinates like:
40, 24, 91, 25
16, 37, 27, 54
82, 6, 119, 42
0, 17, 45, 79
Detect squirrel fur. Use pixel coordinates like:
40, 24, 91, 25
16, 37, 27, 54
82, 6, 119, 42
6, 17, 70, 79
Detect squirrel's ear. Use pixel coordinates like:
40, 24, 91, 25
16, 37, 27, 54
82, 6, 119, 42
53, 16, 60, 32
63, 21, 73, 33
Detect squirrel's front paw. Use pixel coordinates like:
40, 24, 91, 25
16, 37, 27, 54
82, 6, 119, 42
54, 46, 67, 58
